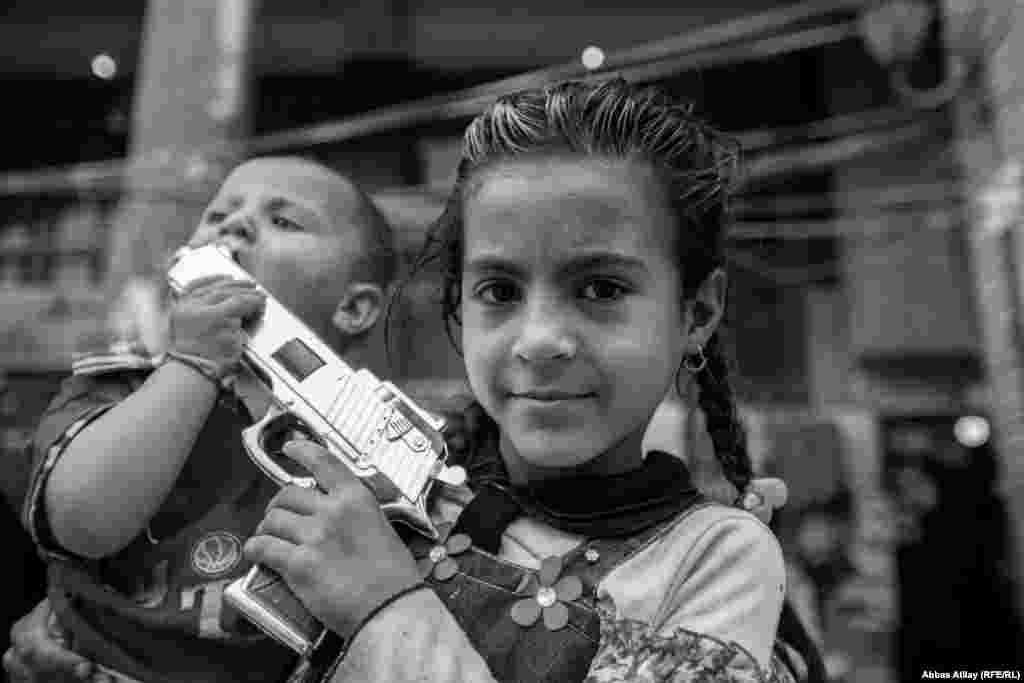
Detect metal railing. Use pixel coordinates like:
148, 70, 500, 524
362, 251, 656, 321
0, 0, 872, 197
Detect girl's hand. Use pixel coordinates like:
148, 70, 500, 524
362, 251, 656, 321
243, 441, 423, 637
167, 275, 265, 379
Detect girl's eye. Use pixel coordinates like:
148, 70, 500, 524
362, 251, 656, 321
271, 215, 303, 231
204, 211, 227, 224
474, 280, 521, 305
580, 279, 628, 301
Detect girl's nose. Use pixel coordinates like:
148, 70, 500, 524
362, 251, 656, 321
511, 299, 577, 362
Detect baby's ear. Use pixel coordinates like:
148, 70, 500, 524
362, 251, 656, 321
331, 282, 384, 336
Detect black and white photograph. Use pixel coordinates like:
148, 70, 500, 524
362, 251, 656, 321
1, 1, 1022, 681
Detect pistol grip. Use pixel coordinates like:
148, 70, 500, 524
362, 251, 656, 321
225, 565, 325, 656
241, 408, 318, 489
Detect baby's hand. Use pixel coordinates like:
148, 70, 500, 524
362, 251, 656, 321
168, 275, 265, 380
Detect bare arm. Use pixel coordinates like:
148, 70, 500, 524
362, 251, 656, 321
44, 276, 264, 559
44, 360, 219, 559
331, 589, 497, 683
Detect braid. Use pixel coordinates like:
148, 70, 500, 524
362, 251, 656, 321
694, 332, 753, 495
695, 334, 827, 683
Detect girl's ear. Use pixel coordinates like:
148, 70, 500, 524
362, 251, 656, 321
687, 268, 727, 351
331, 282, 384, 337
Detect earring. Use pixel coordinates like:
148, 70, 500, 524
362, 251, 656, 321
682, 343, 707, 374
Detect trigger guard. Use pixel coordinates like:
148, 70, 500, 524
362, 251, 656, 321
241, 409, 320, 489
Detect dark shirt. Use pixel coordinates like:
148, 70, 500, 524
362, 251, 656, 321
22, 363, 297, 683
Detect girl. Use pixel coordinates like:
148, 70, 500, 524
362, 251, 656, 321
246, 78, 821, 683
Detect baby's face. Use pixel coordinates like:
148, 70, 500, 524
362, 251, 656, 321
459, 156, 691, 481
187, 159, 363, 334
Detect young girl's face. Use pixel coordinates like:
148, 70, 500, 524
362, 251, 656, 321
460, 156, 691, 480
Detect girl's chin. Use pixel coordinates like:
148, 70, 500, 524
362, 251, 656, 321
504, 434, 605, 476
500, 421, 647, 484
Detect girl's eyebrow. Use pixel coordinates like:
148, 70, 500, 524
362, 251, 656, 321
464, 252, 648, 279
559, 252, 648, 277
464, 256, 527, 279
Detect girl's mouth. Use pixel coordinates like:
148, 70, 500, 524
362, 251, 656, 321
511, 390, 594, 402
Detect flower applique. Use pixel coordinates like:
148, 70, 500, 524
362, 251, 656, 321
510, 556, 583, 631
738, 477, 789, 524
418, 525, 472, 581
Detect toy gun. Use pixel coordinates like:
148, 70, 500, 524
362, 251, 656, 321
166, 244, 465, 660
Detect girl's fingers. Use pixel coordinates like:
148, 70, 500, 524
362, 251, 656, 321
255, 507, 309, 546
243, 534, 297, 572
281, 440, 355, 495
266, 483, 323, 516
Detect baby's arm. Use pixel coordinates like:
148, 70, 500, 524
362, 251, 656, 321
45, 360, 221, 558
44, 276, 264, 559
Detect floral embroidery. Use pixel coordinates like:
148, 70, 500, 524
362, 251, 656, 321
584, 614, 797, 683
417, 525, 472, 581
509, 555, 583, 631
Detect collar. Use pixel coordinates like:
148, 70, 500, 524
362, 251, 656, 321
451, 403, 703, 543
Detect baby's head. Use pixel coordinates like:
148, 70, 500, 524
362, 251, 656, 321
188, 156, 397, 350
419, 79, 750, 489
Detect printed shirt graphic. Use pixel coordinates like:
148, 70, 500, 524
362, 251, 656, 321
23, 359, 298, 683
191, 532, 244, 578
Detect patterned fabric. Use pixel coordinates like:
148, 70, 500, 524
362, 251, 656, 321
405, 499, 723, 682
408, 537, 602, 682
406, 399, 801, 683
585, 614, 798, 683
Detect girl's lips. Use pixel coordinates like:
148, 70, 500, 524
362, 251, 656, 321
511, 391, 594, 401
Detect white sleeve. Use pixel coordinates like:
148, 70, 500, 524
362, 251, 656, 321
598, 505, 787, 669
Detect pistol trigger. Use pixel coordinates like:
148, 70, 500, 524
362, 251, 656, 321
241, 411, 318, 490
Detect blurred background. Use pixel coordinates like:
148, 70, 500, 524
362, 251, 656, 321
1, 0, 1022, 679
